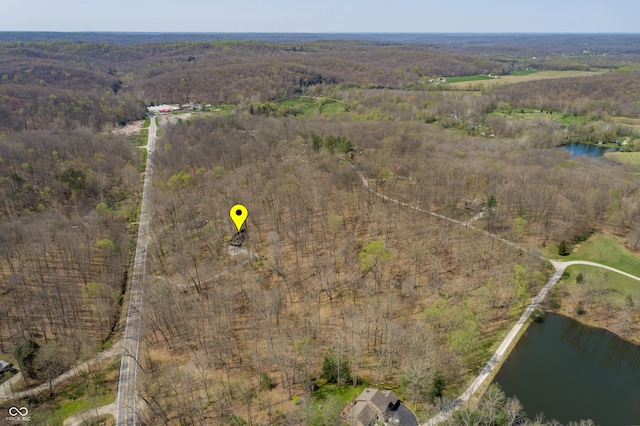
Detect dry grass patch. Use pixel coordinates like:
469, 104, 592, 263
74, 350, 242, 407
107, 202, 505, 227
449, 69, 608, 89
604, 151, 640, 165
111, 120, 145, 136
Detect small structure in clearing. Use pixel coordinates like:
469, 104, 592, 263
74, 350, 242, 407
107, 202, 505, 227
0, 360, 13, 374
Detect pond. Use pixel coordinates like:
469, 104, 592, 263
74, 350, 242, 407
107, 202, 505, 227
493, 313, 640, 424
563, 142, 619, 158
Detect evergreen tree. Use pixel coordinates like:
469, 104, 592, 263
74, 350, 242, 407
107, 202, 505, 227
321, 353, 350, 385
558, 240, 570, 256
13, 339, 39, 379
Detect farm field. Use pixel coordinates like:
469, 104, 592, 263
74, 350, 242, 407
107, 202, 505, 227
444, 74, 496, 83
490, 106, 590, 126
611, 116, 640, 130
605, 151, 640, 165
448, 69, 608, 88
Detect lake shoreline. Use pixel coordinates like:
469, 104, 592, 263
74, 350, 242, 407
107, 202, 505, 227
493, 312, 640, 424
551, 304, 640, 346
544, 309, 640, 346
561, 141, 621, 158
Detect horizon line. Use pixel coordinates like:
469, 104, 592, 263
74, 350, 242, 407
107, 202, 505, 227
2, 31, 640, 35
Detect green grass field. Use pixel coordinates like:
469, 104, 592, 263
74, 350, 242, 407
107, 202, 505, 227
445, 74, 494, 83
305, 383, 366, 424
23, 357, 119, 426
27, 394, 115, 425
556, 114, 590, 126
509, 69, 541, 76
207, 103, 235, 114
126, 127, 148, 147
562, 234, 640, 277
563, 264, 640, 306
491, 107, 589, 126
320, 100, 349, 114
58, 394, 115, 419
138, 148, 148, 172
275, 97, 347, 115
313, 382, 366, 400
275, 97, 318, 115
449, 69, 607, 89
546, 233, 640, 305
549, 234, 640, 343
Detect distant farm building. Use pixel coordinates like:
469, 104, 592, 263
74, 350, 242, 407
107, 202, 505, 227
181, 102, 203, 111
147, 104, 181, 114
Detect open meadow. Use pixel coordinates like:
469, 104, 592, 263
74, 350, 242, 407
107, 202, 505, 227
447, 69, 609, 89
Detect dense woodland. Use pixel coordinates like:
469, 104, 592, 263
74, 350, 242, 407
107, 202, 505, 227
0, 129, 139, 397
1, 35, 640, 425
3, 37, 640, 132
138, 114, 550, 424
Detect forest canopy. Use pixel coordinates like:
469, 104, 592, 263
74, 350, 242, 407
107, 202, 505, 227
1, 34, 639, 425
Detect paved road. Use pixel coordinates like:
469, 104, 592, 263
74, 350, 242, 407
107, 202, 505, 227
423, 266, 566, 425
353, 166, 640, 424
115, 117, 157, 425
423, 259, 640, 425
3, 115, 241, 420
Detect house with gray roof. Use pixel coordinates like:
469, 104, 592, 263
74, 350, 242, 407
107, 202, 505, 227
345, 388, 401, 426
346, 401, 377, 426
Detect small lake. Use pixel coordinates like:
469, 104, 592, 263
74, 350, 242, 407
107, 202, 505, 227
493, 313, 640, 424
563, 142, 619, 158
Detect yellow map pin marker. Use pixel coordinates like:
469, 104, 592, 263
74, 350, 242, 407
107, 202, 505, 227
229, 204, 248, 232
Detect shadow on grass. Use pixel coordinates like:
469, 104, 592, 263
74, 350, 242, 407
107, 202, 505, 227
311, 380, 366, 403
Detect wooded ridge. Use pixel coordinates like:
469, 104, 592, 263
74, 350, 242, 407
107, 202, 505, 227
0, 35, 639, 425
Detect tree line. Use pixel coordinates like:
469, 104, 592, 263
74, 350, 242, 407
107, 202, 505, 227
3, 38, 624, 132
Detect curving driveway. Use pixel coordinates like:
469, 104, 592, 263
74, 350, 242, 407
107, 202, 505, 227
423, 259, 640, 425
394, 403, 419, 426
0, 341, 122, 402
352, 166, 640, 425
552, 260, 640, 283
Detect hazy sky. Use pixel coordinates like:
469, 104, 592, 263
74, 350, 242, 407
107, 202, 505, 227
1, 0, 638, 33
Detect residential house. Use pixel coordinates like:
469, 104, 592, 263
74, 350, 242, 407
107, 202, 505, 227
346, 388, 400, 426
347, 402, 377, 426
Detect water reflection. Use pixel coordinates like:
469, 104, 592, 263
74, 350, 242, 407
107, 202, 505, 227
493, 313, 640, 424
563, 142, 619, 158
560, 318, 640, 374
